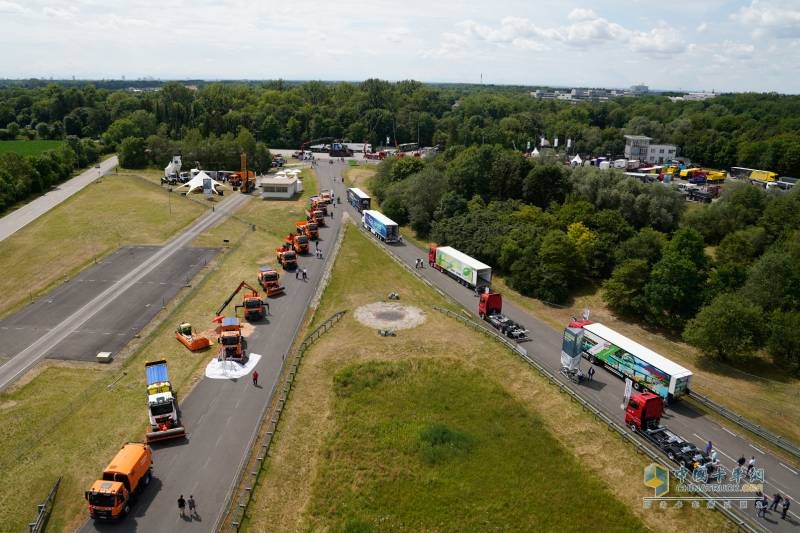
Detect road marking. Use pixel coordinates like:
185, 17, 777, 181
693, 432, 704, 441
722, 427, 736, 437
716, 449, 736, 463
749, 444, 765, 454
780, 463, 799, 475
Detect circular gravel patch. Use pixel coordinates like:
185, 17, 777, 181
354, 302, 426, 330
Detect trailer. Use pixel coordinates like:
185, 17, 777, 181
144, 360, 186, 443
347, 187, 371, 212
478, 292, 529, 341
362, 210, 399, 243
569, 321, 692, 401
559, 325, 584, 383
428, 245, 492, 291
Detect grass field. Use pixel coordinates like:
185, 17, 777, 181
0, 172, 320, 531
0, 171, 206, 319
242, 225, 725, 532
348, 165, 800, 449
0, 139, 65, 156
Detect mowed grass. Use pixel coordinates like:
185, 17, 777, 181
0, 171, 205, 318
309, 359, 645, 531
0, 170, 321, 531
0, 139, 65, 156
243, 225, 726, 532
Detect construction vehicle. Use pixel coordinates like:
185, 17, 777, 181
175, 322, 210, 351
285, 232, 309, 254
626, 392, 716, 473
307, 207, 326, 227
309, 196, 329, 214
217, 317, 246, 362
478, 292, 529, 341
276, 244, 298, 270
144, 360, 186, 443
295, 220, 318, 240
85, 442, 153, 520
216, 281, 267, 322
319, 189, 333, 204
257, 266, 285, 297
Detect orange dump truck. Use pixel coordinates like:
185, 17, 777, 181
85, 442, 153, 520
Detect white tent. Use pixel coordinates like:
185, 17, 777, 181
175, 170, 226, 195
571, 154, 583, 166
531, 147, 540, 157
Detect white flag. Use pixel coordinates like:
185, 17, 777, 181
540, 136, 545, 147
567, 138, 572, 149
554, 137, 559, 148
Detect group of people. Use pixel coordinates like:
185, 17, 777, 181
414, 258, 425, 269
177, 494, 197, 519
758, 492, 791, 520
295, 268, 309, 281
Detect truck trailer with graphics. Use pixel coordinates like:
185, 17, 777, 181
347, 187, 371, 212
428, 245, 492, 291
567, 320, 692, 401
362, 209, 399, 242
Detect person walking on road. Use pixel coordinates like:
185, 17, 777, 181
758, 495, 768, 518
302, 269, 308, 281
770, 493, 783, 512
252, 370, 259, 386
705, 441, 713, 456
748, 456, 756, 475
738, 455, 746, 468
188, 495, 197, 517
587, 367, 595, 382
782, 498, 790, 520
178, 495, 186, 517
295, 269, 300, 279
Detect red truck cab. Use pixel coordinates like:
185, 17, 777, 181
478, 292, 502, 318
625, 391, 664, 431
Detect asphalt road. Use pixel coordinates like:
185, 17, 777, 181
0, 155, 119, 242
0, 246, 217, 362
0, 192, 249, 391
333, 169, 800, 532
80, 159, 344, 532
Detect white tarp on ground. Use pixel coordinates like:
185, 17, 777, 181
175, 170, 226, 195
204, 353, 262, 379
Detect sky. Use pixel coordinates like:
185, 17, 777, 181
0, 0, 799, 93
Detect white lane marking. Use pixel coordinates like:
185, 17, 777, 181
722, 427, 736, 437
780, 463, 799, 475
716, 449, 736, 463
693, 433, 704, 441
750, 444, 765, 454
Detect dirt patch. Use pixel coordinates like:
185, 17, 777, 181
0, 401, 17, 411
354, 302, 426, 330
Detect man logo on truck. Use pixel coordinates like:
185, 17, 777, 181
644, 463, 669, 497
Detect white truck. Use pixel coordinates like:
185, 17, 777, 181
428, 245, 492, 291
145, 360, 186, 443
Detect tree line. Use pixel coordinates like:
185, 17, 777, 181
372, 149, 800, 373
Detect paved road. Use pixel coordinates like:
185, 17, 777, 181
81, 159, 345, 532
334, 172, 800, 532
0, 155, 119, 242
0, 246, 217, 362
0, 192, 248, 391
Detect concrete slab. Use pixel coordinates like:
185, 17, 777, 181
0, 246, 218, 362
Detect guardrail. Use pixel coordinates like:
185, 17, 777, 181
689, 390, 800, 461
433, 307, 761, 533
28, 477, 60, 533
223, 310, 346, 532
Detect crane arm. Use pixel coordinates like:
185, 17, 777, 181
215, 281, 262, 316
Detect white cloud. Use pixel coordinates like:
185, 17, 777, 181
733, 0, 800, 39
43, 6, 75, 20
0, 0, 27, 14
697, 22, 708, 32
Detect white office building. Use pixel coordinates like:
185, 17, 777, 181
624, 135, 677, 164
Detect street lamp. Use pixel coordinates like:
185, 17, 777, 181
168, 187, 172, 216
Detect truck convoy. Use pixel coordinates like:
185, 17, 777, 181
144, 360, 186, 443
362, 209, 400, 243
85, 442, 153, 520
478, 292, 529, 341
428, 245, 492, 291
257, 266, 285, 297
347, 187, 371, 212
626, 391, 716, 473
566, 320, 692, 402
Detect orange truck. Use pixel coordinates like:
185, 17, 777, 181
295, 220, 319, 240
285, 232, 309, 254
85, 442, 153, 520
276, 245, 298, 269
217, 317, 246, 362
307, 208, 326, 227
257, 266, 285, 297
319, 189, 333, 203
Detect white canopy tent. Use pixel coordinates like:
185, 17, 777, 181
571, 154, 583, 166
174, 170, 227, 195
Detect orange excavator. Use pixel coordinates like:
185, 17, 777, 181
285, 232, 309, 254
295, 220, 318, 240
257, 266, 285, 297
215, 281, 268, 322
276, 244, 298, 270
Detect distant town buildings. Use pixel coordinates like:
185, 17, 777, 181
624, 135, 677, 164
530, 84, 650, 103
668, 92, 718, 102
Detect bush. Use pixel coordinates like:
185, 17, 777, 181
683, 293, 766, 361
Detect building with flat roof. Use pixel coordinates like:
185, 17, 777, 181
259, 175, 302, 199
624, 135, 677, 164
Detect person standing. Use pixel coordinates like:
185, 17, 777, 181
705, 441, 713, 456
770, 493, 783, 512
782, 498, 791, 520
758, 495, 768, 518
252, 370, 259, 386
178, 495, 186, 517
748, 456, 756, 475
302, 269, 308, 281
188, 495, 197, 518
587, 367, 595, 382
295, 269, 300, 280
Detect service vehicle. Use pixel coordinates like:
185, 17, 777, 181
175, 322, 210, 351
85, 443, 153, 520
428, 245, 492, 291
217, 316, 246, 362
215, 281, 267, 322
276, 245, 298, 269
144, 360, 186, 443
257, 266, 285, 297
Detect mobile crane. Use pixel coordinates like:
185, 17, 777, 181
215, 281, 268, 322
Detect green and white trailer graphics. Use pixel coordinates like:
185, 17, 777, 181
434, 246, 492, 289
579, 322, 692, 400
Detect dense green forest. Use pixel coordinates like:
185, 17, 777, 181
372, 150, 800, 372
1, 80, 800, 211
